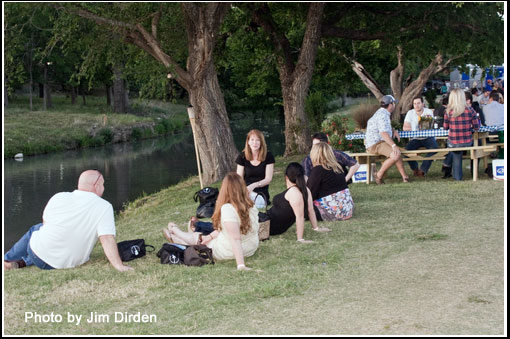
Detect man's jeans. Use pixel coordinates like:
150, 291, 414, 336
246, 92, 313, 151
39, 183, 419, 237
405, 137, 438, 174
444, 141, 473, 181
4, 223, 54, 270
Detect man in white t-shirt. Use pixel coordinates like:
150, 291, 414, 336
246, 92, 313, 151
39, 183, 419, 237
403, 96, 439, 177
4, 170, 132, 272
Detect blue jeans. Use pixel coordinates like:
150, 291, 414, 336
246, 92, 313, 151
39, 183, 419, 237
405, 137, 438, 174
444, 141, 473, 181
194, 221, 214, 235
4, 223, 54, 270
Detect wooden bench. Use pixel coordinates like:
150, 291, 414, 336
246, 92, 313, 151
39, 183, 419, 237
347, 143, 504, 183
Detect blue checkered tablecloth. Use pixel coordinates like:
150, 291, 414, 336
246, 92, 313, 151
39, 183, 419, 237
345, 125, 504, 140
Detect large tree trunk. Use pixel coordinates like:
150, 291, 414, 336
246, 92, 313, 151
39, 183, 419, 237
251, 3, 324, 156
183, 3, 238, 183
390, 46, 404, 101
69, 2, 235, 184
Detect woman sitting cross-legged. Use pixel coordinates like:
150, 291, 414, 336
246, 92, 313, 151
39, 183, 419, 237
163, 173, 259, 271
261, 162, 331, 243
307, 142, 354, 221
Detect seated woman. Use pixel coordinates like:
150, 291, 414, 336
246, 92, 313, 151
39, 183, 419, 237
236, 129, 275, 205
307, 142, 354, 221
263, 162, 330, 243
163, 173, 259, 271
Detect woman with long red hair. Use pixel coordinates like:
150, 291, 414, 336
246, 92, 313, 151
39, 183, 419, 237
164, 173, 259, 270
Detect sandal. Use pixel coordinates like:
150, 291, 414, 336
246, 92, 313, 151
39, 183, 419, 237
188, 216, 198, 233
163, 228, 174, 243
375, 173, 385, 185
402, 177, 411, 183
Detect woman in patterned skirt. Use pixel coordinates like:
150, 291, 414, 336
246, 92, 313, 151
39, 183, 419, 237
307, 142, 354, 221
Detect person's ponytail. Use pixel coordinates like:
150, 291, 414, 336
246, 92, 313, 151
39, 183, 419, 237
285, 162, 309, 218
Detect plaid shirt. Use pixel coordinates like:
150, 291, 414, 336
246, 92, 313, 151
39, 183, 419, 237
443, 107, 479, 144
302, 150, 357, 177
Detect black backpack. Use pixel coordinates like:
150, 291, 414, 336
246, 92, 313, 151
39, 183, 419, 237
157, 243, 188, 265
117, 239, 155, 262
193, 187, 219, 219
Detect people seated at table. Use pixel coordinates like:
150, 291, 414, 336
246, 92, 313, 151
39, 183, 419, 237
236, 129, 275, 205
164, 172, 259, 271
364, 95, 410, 184
4, 170, 132, 272
469, 89, 485, 126
483, 92, 504, 126
307, 142, 354, 221
402, 96, 438, 177
479, 87, 491, 107
442, 89, 480, 180
433, 96, 448, 128
260, 162, 331, 243
302, 132, 360, 183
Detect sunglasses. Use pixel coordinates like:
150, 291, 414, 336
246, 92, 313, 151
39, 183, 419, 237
92, 169, 103, 186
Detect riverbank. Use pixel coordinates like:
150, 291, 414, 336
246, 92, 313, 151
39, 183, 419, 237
3, 157, 505, 335
3, 95, 189, 158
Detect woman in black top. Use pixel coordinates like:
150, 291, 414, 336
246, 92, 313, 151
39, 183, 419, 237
236, 129, 275, 204
262, 163, 330, 243
307, 142, 354, 221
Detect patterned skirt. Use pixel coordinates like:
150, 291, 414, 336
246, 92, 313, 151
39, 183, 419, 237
313, 188, 354, 221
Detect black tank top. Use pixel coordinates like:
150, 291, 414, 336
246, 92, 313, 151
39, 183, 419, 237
267, 187, 297, 236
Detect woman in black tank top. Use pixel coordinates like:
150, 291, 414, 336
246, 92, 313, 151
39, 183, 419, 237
261, 163, 330, 243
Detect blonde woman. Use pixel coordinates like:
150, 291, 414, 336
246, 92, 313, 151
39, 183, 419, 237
442, 88, 479, 180
307, 142, 354, 221
236, 129, 275, 204
164, 173, 259, 271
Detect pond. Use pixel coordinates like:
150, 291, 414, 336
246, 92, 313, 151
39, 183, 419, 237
3, 113, 286, 250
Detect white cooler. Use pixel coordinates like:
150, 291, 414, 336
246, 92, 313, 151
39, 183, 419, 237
492, 159, 505, 181
352, 164, 368, 183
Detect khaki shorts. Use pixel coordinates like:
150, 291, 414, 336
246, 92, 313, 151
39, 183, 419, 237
367, 141, 392, 158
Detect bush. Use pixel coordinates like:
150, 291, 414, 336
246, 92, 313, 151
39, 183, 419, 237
351, 103, 379, 130
321, 114, 365, 153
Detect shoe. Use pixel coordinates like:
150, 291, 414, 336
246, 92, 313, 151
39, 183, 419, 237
403, 177, 411, 183
375, 173, 385, 185
413, 169, 425, 177
4, 260, 25, 270
442, 166, 452, 179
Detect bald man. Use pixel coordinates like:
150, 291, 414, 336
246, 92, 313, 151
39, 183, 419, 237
4, 170, 132, 272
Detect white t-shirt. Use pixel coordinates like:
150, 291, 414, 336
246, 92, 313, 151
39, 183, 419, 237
30, 190, 116, 269
404, 108, 434, 131
208, 204, 259, 260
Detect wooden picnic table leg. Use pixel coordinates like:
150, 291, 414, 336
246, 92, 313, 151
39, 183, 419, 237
472, 150, 478, 181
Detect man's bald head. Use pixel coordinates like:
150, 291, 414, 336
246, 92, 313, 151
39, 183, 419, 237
78, 170, 104, 196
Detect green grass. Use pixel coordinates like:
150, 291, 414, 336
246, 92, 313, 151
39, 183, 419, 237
4, 95, 189, 158
3, 156, 505, 335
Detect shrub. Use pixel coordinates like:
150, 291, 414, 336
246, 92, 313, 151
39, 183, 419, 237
321, 114, 366, 153
351, 103, 379, 130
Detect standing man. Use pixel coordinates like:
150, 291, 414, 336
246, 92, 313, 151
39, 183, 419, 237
302, 132, 360, 183
402, 96, 438, 177
4, 170, 133, 272
365, 95, 410, 184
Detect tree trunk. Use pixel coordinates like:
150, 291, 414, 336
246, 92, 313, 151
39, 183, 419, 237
113, 64, 127, 113
43, 64, 52, 110
71, 86, 77, 105
106, 84, 112, 107
390, 46, 404, 101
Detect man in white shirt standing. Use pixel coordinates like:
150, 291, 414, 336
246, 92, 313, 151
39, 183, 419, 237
4, 170, 133, 272
402, 96, 439, 177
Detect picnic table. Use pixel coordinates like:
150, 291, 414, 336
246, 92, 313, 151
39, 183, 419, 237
344, 125, 504, 183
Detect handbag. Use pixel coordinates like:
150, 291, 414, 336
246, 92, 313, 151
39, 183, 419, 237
117, 239, 155, 262
183, 245, 215, 266
157, 243, 188, 265
258, 211, 271, 241
194, 187, 219, 219
250, 191, 267, 209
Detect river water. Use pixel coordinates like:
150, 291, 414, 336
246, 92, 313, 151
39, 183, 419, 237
3, 114, 286, 250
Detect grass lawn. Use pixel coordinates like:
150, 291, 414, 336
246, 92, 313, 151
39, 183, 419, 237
3, 156, 505, 335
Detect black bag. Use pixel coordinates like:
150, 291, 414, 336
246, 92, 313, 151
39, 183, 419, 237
183, 245, 215, 266
117, 239, 155, 262
157, 243, 188, 265
194, 187, 219, 219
